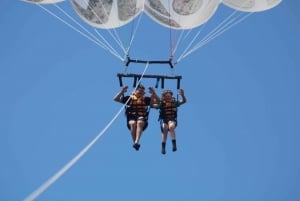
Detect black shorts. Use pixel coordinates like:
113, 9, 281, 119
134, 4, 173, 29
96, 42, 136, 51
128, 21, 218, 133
160, 119, 177, 132
126, 114, 148, 131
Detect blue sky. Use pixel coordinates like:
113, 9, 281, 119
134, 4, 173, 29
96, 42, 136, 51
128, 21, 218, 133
1, 1, 299, 201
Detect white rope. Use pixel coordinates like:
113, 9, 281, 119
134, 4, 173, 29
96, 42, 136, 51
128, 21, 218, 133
23, 62, 150, 201
176, 23, 207, 62
175, 11, 252, 64
175, 10, 237, 63
54, 4, 102, 45
54, 4, 124, 60
37, 4, 124, 61
172, 29, 185, 56
93, 28, 125, 59
125, 13, 144, 58
86, 0, 128, 56
178, 12, 252, 62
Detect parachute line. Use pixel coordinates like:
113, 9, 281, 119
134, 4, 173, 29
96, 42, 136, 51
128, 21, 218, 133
125, 12, 144, 58
85, 0, 129, 56
172, 30, 185, 56
23, 63, 150, 201
54, 4, 123, 59
37, 4, 123, 61
182, 12, 253, 60
54, 4, 102, 45
176, 10, 252, 63
177, 23, 207, 63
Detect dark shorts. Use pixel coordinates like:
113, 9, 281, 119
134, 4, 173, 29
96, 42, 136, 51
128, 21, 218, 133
160, 119, 177, 132
126, 114, 148, 131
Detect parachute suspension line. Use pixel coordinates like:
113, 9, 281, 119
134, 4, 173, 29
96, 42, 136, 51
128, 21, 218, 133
36, 4, 123, 61
181, 12, 253, 61
203, 12, 252, 46
125, 11, 144, 60
23, 62, 150, 201
86, 0, 127, 57
172, 28, 194, 56
176, 11, 253, 63
53, 4, 123, 60
124, 9, 136, 59
167, 0, 175, 59
172, 29, 185, 56
112, 28, 127, 55
53, 4, 101, 45
188, 10, 243, 52
93, 29, 124, 59
176, 23, 208, 63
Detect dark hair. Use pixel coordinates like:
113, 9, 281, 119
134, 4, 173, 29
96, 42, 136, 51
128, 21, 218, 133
137, 84, 145, 90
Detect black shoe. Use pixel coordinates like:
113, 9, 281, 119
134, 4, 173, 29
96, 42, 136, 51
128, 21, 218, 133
133, 143, 140, 151
161, 148, 166, 155
172, 146, 177, 152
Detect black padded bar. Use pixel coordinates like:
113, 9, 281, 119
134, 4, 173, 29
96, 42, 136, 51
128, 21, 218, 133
118, 75, 123, 87
117, 73, 182, 89
125, 57, 174, 68
155, 78, 160, 88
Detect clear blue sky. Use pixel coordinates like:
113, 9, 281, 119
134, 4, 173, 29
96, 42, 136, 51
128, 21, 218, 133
1, 1, 299, 201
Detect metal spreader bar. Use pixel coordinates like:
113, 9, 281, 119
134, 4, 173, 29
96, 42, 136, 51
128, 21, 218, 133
117, 73, 182, 89
125, 57, 174, 69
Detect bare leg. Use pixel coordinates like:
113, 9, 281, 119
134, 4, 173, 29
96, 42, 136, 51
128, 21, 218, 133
128, 120, 137, 143
135, 119, 145, 145
168, 121, 177, 151
168, 121, 176, 140
161, 123, 169, 154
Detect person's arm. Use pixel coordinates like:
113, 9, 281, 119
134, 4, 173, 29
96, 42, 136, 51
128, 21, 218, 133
114, 86, 128, 103
149, 87, 160, 108
178, 89, 187, 105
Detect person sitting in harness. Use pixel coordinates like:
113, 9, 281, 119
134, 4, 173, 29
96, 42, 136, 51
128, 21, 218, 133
114, 84, 157, 151
152, 89, 187, 154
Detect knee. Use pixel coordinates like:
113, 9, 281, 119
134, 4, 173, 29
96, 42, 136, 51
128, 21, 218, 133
129, 121, 137, 128
168, 123, 176, 131
137, 120, 145, 128
162, 124, 169, 132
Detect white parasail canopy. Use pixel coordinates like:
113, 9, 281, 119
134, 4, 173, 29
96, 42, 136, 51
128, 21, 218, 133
23, 0, 282, 29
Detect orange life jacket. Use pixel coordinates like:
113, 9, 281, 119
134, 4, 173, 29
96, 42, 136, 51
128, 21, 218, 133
126, 95, 149, 117
159, 99, 178, 120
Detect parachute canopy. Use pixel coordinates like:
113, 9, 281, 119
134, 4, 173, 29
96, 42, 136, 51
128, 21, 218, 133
68, 0, 281, 30
24, 0, 65, 4
23, 0, 282, 64
222, 0, 282, 12
25, 0, 282, 29
70, 0, 144, 29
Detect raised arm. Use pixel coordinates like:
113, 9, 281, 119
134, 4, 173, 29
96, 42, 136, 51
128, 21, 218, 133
178, 89, 187, 105
149, 87, 160, 108
114, 86, 128, 103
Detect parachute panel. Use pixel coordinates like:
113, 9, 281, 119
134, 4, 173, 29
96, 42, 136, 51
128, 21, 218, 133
144, 0, 222, 30
222, 0, 282, 12
23, 0, 65, 4
70, 0, 144, 29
